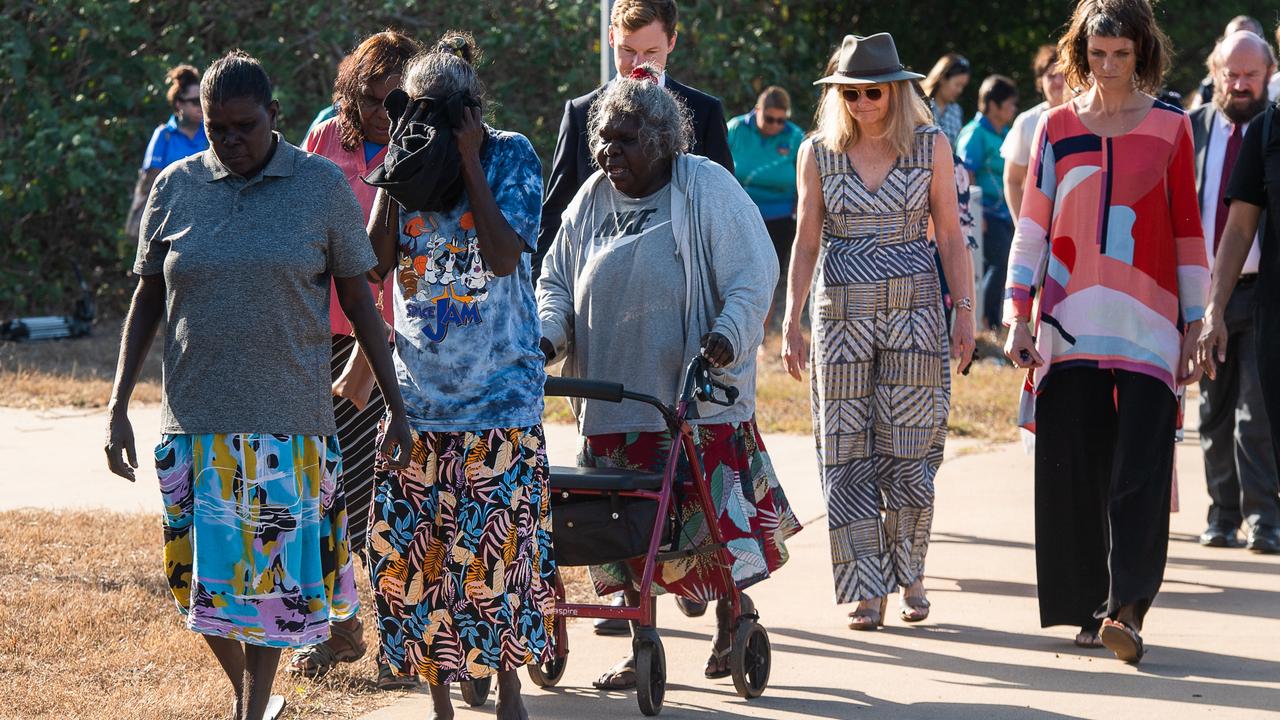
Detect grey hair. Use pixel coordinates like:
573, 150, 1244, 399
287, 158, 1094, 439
402, 50, 485, 110
587, 68, 693, 165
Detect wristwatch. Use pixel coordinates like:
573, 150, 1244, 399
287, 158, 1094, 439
954, 297, 974, 312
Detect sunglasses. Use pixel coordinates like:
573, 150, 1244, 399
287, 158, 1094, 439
841, 87, 884, 103
176, 95, 200, 105
761, 114, 788, 126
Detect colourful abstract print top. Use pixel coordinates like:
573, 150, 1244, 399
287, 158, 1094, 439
392, 127, 545, 432
1003, 100, 1209, 401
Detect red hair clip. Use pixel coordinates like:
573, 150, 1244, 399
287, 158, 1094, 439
628, 66, 660, 84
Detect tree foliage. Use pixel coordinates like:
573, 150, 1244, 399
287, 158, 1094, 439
1, 0, 1275, 315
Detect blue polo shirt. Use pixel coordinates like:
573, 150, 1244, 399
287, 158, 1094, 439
726, 112, 804, 221
957, 113, 1009, 221
142, 115, 209, 171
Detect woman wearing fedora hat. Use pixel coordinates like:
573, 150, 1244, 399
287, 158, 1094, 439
782, 33, 976, 630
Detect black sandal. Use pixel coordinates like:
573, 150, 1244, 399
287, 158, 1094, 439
1074, 626, 1103, 648
377, 659, 421, 690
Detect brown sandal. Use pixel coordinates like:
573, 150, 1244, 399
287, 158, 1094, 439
848, 596, 888, 631
1099, 618, 1145, 663
286, 619, 368, 678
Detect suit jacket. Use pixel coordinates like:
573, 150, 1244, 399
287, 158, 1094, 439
1190, 105, 1216, 205
533, 76, 733, 278
1190, 103, 1266, 269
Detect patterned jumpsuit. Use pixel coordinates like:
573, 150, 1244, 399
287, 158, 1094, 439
809, 125, 951, 605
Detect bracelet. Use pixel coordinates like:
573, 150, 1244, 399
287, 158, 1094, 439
954, 297, 973, 312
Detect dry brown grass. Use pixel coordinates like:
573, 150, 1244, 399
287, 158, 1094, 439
0, 509, 594, 720
0, 324, 162, 408
551, 330, 1024, 442
2, 326, 1024, 442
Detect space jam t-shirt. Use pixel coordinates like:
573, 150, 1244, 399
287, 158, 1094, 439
392, 127, 545, 431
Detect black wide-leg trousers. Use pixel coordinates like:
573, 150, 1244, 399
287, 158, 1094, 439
1034, 367, 1177, 629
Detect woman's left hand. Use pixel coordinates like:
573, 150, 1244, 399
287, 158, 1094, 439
951, 311, 976, 375
700, 332, 735, 368
1177, 321, 1204, 386
453, 106, 485, 166
379, 411, 415, 471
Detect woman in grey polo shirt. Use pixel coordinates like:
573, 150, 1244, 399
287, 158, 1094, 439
105, 51, 412, 720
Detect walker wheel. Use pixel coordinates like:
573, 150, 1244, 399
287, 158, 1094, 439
730, 620, 771, 699
527, 654, 568, 687
459, 675, 491, 706
635, 637, 666, 716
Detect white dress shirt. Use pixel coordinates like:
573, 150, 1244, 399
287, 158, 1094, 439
1201, 110, 1262, 275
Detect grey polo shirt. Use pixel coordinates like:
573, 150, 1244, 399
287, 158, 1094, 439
134, 136, 377, 436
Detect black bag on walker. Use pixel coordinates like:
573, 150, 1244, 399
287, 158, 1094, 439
551, 494, 673, 567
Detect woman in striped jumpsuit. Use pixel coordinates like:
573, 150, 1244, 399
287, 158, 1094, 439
782, 33, 976, 630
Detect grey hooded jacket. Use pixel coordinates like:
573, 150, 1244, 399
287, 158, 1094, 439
537, 153, 778, 434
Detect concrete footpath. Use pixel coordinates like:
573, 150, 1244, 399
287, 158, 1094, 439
3, 406, 1278, 719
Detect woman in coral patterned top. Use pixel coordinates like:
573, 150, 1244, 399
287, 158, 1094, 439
1002, 0, 1208, 664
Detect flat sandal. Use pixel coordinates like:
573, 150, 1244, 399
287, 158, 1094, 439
1099, 618, 1145, 663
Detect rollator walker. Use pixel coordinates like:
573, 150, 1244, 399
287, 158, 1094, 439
529, 356, 773, 716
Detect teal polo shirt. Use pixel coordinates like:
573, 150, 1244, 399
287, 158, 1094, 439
957, 114, 1010, 221
727, 112, 804, 221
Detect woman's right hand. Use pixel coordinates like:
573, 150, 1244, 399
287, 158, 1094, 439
781, 321, 808, 381
1003, 321, 1044, 369
104, 409, 138, 482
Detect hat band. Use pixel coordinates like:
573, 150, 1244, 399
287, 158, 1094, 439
837, 64, 904, 78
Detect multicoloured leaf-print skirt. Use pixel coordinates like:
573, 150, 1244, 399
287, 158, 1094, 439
583, 419, 803, 601
367, 425, 556, 684
155, 433, 359, 648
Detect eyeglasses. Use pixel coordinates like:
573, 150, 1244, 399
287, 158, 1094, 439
761, 114, 788, 126
841, 87, 883, 103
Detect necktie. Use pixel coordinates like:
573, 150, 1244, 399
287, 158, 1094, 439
1214, 122, 1243, 254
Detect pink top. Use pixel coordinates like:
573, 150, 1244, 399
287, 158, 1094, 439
1003, 100, 1209, 427
304, 117, 394, 334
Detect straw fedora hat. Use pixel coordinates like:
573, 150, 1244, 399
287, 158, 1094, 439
814, 33, 924, 85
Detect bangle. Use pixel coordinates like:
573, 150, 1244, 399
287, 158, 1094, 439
954, 297, 973, 312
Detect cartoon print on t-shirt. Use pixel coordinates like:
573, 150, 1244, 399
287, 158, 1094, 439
398, 210, 493, 343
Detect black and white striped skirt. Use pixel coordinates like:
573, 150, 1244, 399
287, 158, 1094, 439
330, 334, 387, 555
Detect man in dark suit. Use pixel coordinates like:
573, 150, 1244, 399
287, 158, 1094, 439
1189, 30, 1280, 553
533, 0, 733, 280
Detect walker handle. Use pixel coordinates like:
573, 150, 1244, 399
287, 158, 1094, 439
544, 377, 626, 403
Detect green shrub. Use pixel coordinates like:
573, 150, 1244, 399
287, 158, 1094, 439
1, 0, 1267, 317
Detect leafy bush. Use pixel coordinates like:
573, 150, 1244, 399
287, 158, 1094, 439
1, 0, 1269, 317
